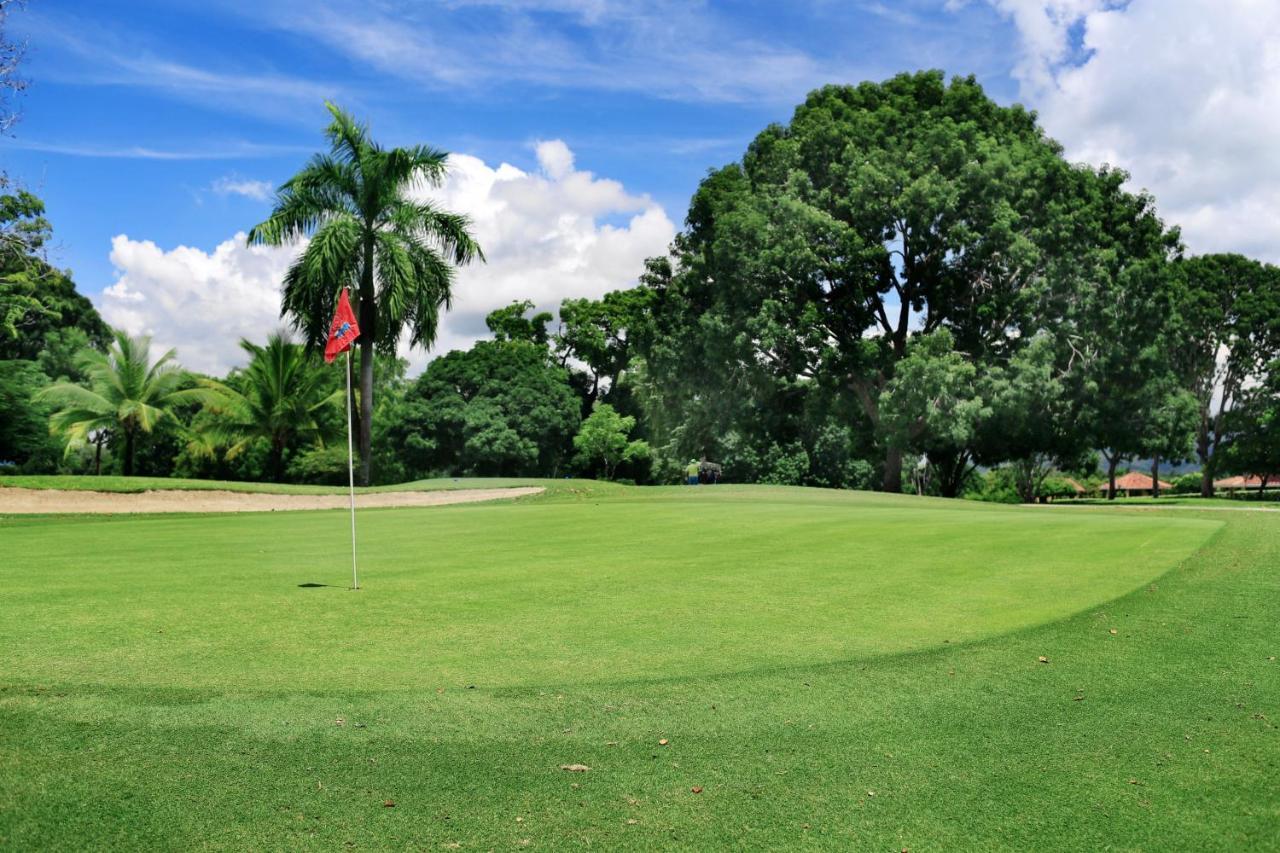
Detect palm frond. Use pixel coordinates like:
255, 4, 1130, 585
323, 101, 371, 166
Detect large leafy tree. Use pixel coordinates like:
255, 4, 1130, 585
556, 286, 657, 410
878, 329, 986, 497
1219, 360, 1280, 493
975, 335, 1087, 503
0, 358, 59, 471
36, 331, 191, 476
487, 299, 553, 346
189, 333, 343, 482
1167, 254, 1280, 496
644, 71, 1171, 491
573, 404, 650, 480
389, 338, 581, 478
0, 191, 109, 359
248, 102, 483, 485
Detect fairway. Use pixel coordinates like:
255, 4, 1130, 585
4, 484, 1278, 850
2, 486, 1215, 690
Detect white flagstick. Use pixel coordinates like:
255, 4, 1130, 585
345, 348, 359, 590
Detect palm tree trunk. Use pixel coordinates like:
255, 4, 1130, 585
94, 433, 103, 476
123, 428, 136, 477
271, 440, 286, 483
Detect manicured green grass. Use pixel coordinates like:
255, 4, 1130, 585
2, 484, 1275, 850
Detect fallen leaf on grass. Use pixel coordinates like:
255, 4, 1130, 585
690, 786, 703, 794
383, 800, 395, 808
1109, 629, 1118, 635
867, 790, 876, 797
1038, 656, 1050, 664
626, 819, 638, 825
560, 764, 590, 772
658, 739, 669, 746
335, 717, 346, 726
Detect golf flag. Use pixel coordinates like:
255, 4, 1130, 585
324, 289, 361, 363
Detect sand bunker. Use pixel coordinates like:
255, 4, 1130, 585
0, 486, 544, 515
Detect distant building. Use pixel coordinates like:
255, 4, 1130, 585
1213, 474, 1276, 492
1097, 472, 1173, 498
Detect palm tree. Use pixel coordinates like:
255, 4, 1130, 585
37, 330, 190, 476
248, 102, 483, 484
190, 333, 343, 482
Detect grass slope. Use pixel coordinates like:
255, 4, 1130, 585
2, 485, 1274, 850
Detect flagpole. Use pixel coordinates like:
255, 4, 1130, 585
345, 348, 359, 591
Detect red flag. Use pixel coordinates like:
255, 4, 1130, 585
324, 289, 361, 363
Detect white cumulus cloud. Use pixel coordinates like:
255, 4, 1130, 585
211, 176, 276, 200
980, 0, 1280, 262
100, 233, 298, 375
98, 141, 675, 375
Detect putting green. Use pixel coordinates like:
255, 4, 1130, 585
1, 486, 1220, 691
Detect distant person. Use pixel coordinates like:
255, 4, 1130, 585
686, 460, 700, 486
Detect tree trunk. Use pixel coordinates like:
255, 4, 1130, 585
123, 428, 135, 477
1106, 452, 1119, 501
93, 433, 103, 476
358, 339, 374, 485
1197, 416, 1214, 497
883, 445, 903, 493
1015, 459, 1036, 504
935, 451, 971, 498
1152, 455, 1161, 498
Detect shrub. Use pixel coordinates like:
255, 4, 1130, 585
285, 446, 350, 485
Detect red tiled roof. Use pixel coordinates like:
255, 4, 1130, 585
1103, 472, 1173, 491
1213, 474, 1277, 489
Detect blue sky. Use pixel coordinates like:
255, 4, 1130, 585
6, 0, 1022, 296
5, 1, 1277, 373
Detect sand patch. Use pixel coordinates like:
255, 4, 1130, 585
0, 486, 544, 515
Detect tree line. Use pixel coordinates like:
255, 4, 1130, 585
3, 72, 1278, 498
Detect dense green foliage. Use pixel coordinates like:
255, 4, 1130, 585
1167, 254, 1280, 495
248, 102, 483, 484
9, 484, 1278, 848
3, 74, 1277, 496
0, 191, 109, 360
0, 359, 60, 470
389, 337, 581, 477
626, 71, 1201, 496
36, 331, 193, 476
572, 403, 650, 480
1220, 361, 1280, 490
187, 334, 344, 482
